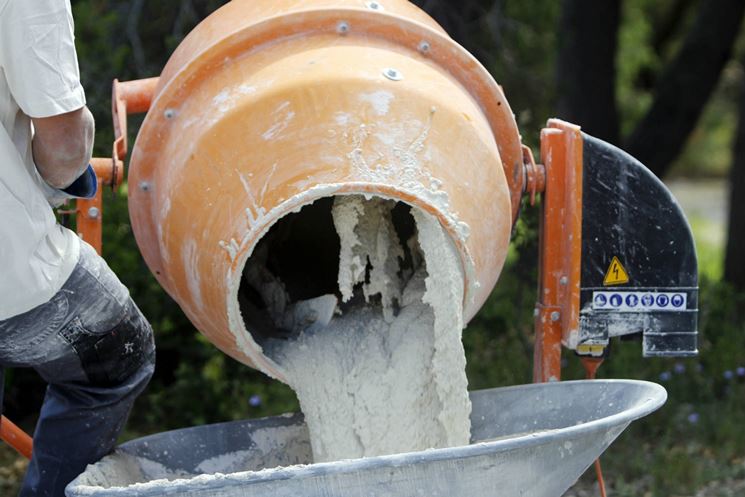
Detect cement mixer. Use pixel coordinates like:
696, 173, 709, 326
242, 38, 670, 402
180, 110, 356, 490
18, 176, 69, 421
1, 1, 698, 495
116, 0, 522, 380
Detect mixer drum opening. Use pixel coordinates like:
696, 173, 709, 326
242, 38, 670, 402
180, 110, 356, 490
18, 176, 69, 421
237, 195, 418, 348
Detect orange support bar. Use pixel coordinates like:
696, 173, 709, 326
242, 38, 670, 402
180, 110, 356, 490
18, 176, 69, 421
533, 119, 584, 383
75, 182, 104, 254
112, 77, 159, 163
75, 158, 124, 255
0, 415, 33, 460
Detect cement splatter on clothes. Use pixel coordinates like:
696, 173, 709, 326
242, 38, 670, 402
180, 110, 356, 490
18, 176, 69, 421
266, 195, 471, 462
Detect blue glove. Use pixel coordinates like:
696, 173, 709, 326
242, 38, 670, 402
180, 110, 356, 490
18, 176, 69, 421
61, 164, 98, 198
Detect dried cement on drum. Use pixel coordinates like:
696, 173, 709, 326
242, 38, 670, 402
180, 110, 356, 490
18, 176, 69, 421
265, 195, 471, 462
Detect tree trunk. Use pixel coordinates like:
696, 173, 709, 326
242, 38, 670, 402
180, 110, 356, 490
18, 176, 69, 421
556, 0, 621, 144
724, 64, 745, 292
635, 0, 696, 91
626, 0, 745, 178
414, 0, 498, 63
651, 0, 695, 56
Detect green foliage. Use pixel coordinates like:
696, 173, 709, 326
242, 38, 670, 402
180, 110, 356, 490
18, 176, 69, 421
484, 2, 561, 148
672, 68, 741, 179
617, 0, 658, 136
689, 214, 725, 281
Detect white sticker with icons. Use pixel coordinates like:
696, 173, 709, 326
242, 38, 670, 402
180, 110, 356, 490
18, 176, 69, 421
592, 291, 687, 312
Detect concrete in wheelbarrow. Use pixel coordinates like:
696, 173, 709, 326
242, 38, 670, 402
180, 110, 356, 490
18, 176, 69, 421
67, 379, 666, 497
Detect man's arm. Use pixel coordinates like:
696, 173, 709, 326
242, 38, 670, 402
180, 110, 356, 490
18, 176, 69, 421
0, 0, 93, 190
32, 106, 95, 189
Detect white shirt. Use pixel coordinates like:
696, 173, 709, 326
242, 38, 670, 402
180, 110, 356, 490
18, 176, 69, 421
0, 0, 86, 319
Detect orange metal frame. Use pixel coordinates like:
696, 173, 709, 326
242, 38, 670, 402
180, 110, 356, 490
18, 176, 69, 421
531, 119, 584, 383
0, 415, 33, 459
75, 158, 124, 254
113, 77, 159, 163
530, 121, 607, 495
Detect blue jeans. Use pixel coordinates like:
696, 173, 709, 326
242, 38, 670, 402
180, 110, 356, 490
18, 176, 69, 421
0, 243, 155, 497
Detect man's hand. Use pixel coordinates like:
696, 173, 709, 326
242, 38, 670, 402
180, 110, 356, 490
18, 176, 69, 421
32, 106, 95, 189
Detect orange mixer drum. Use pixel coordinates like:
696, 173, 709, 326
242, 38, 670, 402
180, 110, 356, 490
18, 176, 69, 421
127, 0, 524, 380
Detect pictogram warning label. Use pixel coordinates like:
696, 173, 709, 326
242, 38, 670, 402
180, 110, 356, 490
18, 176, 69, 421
592, 291, 686, 312
603, 256, 629, 286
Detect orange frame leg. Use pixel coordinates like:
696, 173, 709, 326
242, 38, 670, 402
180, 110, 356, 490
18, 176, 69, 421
533, 120, 584, 383
0, 415, 33, 459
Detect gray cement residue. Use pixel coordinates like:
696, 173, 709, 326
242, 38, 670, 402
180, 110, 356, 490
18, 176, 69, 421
76, 194, 473, 489
261, 195, 471, 462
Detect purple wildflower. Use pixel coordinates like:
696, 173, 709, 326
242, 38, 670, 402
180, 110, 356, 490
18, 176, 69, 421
659, 371, 672, 382
249, 394, 262, 407
673, 363, 686, 374
724, 370, 734, 381
687, 412, 699, 424
736, 367, 745, 378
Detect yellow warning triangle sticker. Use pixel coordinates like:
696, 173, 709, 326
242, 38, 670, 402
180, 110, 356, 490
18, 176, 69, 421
603, 256, 629, 286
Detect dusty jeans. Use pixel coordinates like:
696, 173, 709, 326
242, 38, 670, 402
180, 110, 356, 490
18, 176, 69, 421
0, 242, 155, 497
